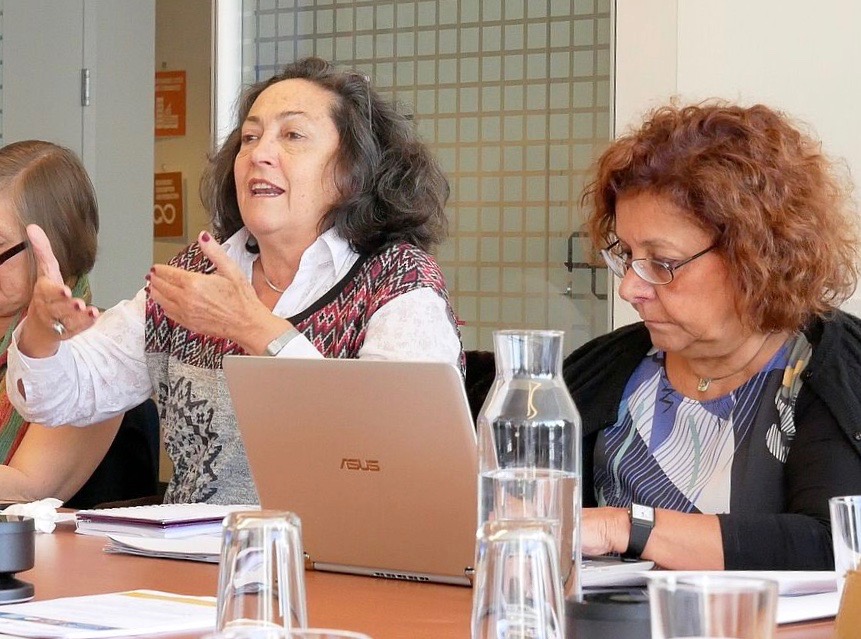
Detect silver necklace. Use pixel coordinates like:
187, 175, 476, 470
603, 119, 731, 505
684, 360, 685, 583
694, 333, 773, 392
257, 261, 286, 294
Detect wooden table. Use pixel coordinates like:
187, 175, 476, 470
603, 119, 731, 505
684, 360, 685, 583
19, 523, 834, 638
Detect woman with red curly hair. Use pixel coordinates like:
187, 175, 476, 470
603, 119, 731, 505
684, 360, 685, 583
565, 101, 861, 570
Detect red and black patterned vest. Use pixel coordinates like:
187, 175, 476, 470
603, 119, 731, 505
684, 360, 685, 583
146, 240, 462, 367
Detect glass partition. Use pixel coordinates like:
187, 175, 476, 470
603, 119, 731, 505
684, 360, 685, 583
237, 0, 613, 351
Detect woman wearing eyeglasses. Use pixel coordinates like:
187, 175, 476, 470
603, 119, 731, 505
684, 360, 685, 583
0, 140, 123, 502
6, 58, 462, 505
566, 102, 861, 570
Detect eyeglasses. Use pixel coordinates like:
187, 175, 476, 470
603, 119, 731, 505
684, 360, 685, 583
0, 241, 26, 267
600, 240, 716, 285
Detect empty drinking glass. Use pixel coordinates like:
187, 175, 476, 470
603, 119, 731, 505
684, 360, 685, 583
830, 496, 861, 595
216, 510, 308, 633
648, 574, 778, 639
471, 520, 566, 639
830, 495, 861, 638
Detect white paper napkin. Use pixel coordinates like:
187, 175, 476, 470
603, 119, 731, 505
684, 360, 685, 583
2, 497, 63, 533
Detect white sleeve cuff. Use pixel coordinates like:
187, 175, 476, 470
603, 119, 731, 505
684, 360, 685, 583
275, 330, 324, 359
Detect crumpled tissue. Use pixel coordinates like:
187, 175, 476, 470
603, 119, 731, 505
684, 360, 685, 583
1, 497, 63, 533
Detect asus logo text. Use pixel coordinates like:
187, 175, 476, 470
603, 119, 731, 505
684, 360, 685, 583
340, 458, 380, 471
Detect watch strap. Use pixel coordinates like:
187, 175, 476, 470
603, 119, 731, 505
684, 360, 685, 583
264, 327, 300, 356
622, 502, 655, 561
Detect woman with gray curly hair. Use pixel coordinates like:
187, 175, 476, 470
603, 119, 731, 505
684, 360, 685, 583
7, 58, 462, 505
566, 101, 861, 570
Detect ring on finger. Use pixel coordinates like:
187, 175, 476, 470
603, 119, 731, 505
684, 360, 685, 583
51, 319, 67, 337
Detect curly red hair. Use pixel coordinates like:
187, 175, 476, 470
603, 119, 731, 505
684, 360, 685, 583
584, 101, 860, 331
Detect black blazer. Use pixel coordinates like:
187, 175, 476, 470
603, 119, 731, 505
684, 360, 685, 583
562, 311, 861, 570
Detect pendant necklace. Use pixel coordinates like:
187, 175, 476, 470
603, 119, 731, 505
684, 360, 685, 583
257, 261, 286, 294
694, 333, 773, 393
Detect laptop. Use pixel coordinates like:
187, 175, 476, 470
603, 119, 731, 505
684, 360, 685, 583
222, 356, 478, 586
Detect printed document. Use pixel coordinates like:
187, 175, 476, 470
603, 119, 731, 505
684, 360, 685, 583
0, 590, 215, 638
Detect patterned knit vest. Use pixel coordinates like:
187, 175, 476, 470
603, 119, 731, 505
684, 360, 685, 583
145, 240, 461, 504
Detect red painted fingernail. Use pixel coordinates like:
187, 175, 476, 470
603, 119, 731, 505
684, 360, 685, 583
145, 273, 151, 281
201, 231, 212, 242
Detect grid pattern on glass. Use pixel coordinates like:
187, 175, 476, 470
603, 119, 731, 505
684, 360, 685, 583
241, 0, 611, 351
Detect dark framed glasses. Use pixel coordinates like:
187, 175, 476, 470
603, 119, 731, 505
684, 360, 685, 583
600, 240, 716, 285
0, 241, 26, 267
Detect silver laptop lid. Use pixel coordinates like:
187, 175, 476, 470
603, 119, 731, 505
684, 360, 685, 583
223, 356, 478, 586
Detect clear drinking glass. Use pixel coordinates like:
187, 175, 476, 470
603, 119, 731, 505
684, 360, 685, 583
471, 520, 566, 639
830, 496, 861, 594
476, 330, 582, 595
216, 510, 308, 633
648, 574, 778, 639
830, 495, 861, 638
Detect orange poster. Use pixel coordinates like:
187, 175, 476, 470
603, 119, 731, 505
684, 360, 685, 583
155, 70, 186, 137
153, 172, 184, 238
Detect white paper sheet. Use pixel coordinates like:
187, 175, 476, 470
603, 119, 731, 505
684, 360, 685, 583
581, 557, 655, 588
654, 570, 838, 596
776, 591, 841, 624
642, 571, 840, 625
0, 590, 215, 638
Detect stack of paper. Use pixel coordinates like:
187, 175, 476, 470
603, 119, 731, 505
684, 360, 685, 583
641, 570, 839, 625
649, 570, 838, 597
0, 590, 215, 638
75, 503, 257, 538
104, 534, 221, 562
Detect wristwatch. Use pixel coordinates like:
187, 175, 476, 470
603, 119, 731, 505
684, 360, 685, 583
622, 502, 655, 561
264, 327, 299, 356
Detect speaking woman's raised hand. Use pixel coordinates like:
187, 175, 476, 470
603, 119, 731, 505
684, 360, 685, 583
147, 230, 290, 354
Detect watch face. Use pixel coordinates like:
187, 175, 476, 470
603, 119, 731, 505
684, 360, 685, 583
631, 503, 654, 522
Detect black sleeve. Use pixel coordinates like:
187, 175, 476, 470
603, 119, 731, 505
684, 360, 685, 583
718, 388, 861, 570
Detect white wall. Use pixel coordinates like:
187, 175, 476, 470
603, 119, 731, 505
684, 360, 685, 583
2, 2, 85, 150
613, 0, 861, 327
84, 1, 155, 307
2, 0, 155, 309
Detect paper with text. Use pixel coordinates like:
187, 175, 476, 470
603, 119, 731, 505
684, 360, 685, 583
0, 590, 215, 638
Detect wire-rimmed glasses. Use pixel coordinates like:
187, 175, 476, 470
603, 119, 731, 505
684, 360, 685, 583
600, 239, 716, 285
0, 241, 26, 267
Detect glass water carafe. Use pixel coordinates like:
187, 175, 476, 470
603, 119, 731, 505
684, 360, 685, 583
476, 330, 582, 595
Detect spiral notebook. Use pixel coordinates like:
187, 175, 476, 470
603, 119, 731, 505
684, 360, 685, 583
223, 356, 479, 586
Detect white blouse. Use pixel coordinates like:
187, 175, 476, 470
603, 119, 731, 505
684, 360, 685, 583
6, 228, 462, 426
